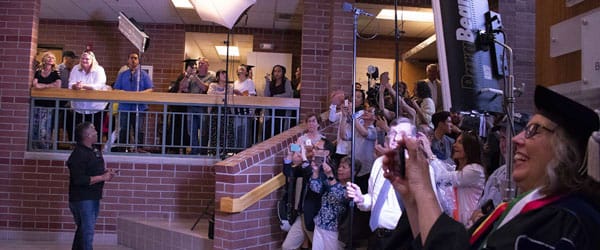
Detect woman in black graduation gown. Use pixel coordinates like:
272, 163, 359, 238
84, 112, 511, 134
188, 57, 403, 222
382, 85, 600, 250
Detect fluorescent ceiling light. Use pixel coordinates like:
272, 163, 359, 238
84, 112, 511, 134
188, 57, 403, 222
376, 9, 433, 22
215, 46, 240, 57
172, 0, 193, 9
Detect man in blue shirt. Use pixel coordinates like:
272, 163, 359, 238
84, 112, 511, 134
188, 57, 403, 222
113, 52, 153, 151
431, 111, 455, 164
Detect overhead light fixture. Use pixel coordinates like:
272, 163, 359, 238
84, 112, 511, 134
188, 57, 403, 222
172, 0, 193, 9
215, 46, 240, 57
376, 9, 433, 22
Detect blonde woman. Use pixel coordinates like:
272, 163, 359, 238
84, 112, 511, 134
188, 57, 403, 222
67, 51, 108, 143
31, 52, 61, 149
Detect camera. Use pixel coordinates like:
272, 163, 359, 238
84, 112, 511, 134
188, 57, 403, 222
366, 84, 381, 107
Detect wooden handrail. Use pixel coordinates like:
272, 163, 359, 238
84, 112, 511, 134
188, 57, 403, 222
219, 173, 286, 213
30, 88, 299, 108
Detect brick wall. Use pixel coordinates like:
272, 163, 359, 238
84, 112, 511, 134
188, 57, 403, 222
300, 0, 357, 118
0, 0, 40, 229
357, 36, 421, 59
498, 0, 536, 114
213, 127, 300, 250
38, 20, 186, 92
5, 158, 214, 233
213, 119, 339, 250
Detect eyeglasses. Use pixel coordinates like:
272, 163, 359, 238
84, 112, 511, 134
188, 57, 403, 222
524, 123, 555, 139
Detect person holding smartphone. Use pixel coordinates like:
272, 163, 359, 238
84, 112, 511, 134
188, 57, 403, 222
282, 113, 333, 250
346, 118, 415, 250
386, 86, 600, 250
309, 153, 351, 250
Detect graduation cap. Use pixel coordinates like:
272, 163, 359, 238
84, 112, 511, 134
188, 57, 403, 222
534, 85, 599, 155
182, 58, 198, 63
182, 58, 198, 68
241, 64, 254, 72
62, 51, 78, 59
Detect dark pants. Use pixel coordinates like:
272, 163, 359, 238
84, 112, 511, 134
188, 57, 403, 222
69, 200, 100, 250
367, 213, 413, 250
188, 107, 208, 155
118, 111, 146, 146
66, 111, 104, 143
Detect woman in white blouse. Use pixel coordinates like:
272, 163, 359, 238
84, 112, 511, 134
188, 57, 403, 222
437, 131, 486, 226
67, 51, 108, 143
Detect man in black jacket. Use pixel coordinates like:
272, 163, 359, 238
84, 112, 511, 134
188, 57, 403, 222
67, 122, 118, 250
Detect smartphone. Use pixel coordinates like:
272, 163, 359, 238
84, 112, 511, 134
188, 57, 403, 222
397, 144, 407, 177
290, 143, 301, 152
313, 156, 324, 165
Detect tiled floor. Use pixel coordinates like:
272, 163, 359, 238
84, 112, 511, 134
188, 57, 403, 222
0, 217, 211, 250
0, 240, 132, 250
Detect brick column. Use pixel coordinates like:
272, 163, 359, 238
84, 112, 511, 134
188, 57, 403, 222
0, 0, 40, 229
300, 0, 354, 117
328, 0, 355, 101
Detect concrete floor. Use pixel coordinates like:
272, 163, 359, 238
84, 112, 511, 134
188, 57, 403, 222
0, 240, 132, 250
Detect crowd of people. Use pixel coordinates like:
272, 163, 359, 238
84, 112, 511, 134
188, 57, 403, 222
279, 65, 600, 249
30, 50, 302, 154
31, 52, 600, 249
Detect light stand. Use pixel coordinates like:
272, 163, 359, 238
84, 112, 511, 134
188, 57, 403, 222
342, 2, 374, 248
478, 29, 517, 201
187, 0, 256, 235
499, 41, 516, 201
393, 0, 400, 118
221, 31, 232, 159
188, 0, 256, 159
117, 12, 150, 151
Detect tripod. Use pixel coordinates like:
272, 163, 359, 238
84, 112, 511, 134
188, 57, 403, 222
190, 199, 215, 239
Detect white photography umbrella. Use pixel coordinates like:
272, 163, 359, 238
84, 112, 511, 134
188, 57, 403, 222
189, 0, 256, 30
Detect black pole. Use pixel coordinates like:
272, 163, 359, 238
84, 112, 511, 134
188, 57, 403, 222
394, 0, 400, 118
348, 7, 360, 249
221, 31, 231, 159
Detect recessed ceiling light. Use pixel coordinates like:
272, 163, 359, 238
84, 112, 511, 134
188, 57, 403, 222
172, 0, 193, 9
376, 9, 433, 22
215, 46, 240, 57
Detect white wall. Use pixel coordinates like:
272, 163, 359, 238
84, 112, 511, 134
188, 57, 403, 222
247, 52, 293, 97
356, 57, 396, 91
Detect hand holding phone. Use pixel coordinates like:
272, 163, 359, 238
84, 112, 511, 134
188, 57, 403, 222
384, 144, 407, 178
290, 143, 301, 152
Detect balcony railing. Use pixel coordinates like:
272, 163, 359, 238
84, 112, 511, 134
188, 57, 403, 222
29, 88, 299, 157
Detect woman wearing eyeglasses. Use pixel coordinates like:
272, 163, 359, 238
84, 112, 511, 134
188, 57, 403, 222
385, 85, 600, 249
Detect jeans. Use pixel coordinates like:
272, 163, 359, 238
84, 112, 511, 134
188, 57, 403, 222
187, 107, 207, 155
118, 111, 146, 146
69, 200, 100, 250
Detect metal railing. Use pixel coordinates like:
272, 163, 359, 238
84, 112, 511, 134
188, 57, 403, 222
29, 88, 300, 157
